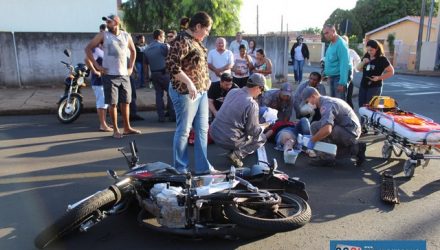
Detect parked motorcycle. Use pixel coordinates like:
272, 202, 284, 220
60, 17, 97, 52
34, 141, 311, 249
57, 49, 88, 123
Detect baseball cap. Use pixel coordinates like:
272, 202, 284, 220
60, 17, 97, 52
102, 14, 120, 23
280, 82, 293, 96
302, 86, 319, 101
220, 72, 233, 82
247, 73, 266, 89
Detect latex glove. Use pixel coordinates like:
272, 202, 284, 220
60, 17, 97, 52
306, 138, 315, 150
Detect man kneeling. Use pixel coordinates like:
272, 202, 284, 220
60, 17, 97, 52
302, 87, 366, 167
210, 74, 267, 167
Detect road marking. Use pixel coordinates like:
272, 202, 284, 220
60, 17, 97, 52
405, 91, 440, 96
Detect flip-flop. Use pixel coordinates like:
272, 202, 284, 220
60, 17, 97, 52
99, 127, 113, 132
123, 129, 141, 135
112, 132, 124, 139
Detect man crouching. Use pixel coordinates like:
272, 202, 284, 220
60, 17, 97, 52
210, 73, 267, 167
302, 87, 366, 167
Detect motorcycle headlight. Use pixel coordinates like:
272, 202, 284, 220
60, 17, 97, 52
77, 77, 84, 85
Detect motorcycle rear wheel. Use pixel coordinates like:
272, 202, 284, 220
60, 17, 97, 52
57, 93, 83, 123
34, 189, 117, 249
224, 193, 311, 233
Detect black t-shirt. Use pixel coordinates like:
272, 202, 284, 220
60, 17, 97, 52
208, 82, 239, 111
135, 45, 144, 63
360, 55, 390, 88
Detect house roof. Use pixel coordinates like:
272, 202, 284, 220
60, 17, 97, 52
365, 16, 438, 36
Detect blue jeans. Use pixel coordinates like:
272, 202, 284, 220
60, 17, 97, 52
293, 59, 305, 82
358, 86, 382, 108
328, 75, 347, 100
135, 62, 144, 87
169, 84, 212, 174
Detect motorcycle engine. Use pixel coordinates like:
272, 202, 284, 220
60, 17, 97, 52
145, 183, 186, 228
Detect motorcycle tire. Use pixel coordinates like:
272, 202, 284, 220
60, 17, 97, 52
34, 189, 117, 249
224, 193, 311, 233
57, 93, 83, 124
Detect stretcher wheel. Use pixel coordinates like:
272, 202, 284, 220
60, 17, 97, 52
403, 160, 416, 178
381, 142, 393, 160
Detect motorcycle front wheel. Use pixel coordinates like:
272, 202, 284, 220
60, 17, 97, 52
34, 189, 117, 249
224, 193, 311, 233
57, 93, 83, 123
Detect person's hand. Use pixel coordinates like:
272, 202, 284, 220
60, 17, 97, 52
337, 85, 345, 93
187, 81, 197, 100
95, 65, 107, 75
92, 69, 101, 77
368, 75, 381, 81
362, 58, 370, 64
127, 67, 134, 76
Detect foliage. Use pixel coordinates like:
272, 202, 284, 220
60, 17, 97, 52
323, 8, 363, 42
352, 0, 438, 35
301, 27, 321, 35
122, 0, 242, 36
387, 33, 396, 54
323, 0, 439, 41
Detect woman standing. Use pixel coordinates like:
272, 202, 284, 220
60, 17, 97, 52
166, 12, 218, 175
232, 44, 253, 88
357, 39, 394, 108
252, 48, 273, 89
247, 40, 258, 61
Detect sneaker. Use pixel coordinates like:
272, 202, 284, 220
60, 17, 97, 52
356, 142, 367, 167
228, 152, 244, 168
308, 158, 336, 167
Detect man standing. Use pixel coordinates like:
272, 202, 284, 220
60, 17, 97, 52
134, 35, 147, 88
322, 24, 351, 101
259, 82, 294, 122
293, 72, 326, 120
302, 87, 366, 167
210, 73, 267, 168
144, 29, 175, 122
290, 35, 309, 84
208, 37, 234, 85
229, 31, 249, 55
208, 72, 238, 120
85, 14, 140, 138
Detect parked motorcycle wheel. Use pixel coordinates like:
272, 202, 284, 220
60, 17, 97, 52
57, 93, 83, 124
224, 193, 311, 233
34, 189, 117, 249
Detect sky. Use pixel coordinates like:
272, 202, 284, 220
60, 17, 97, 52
239, 0, 358, 34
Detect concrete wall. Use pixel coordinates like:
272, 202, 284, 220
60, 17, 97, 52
0, 0, 117, 32
420, 41, 437, 71
0, 33, 289, 87
0, 32, 20, 87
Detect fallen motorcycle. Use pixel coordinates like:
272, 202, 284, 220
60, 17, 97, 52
35, 141, 311, 249
57, 49, 88, 123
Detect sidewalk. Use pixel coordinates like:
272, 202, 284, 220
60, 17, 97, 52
0, 86, 157, 116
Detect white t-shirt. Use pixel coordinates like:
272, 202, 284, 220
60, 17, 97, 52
229, 39, 249, 55
208, 49, 234, 82
294, 44, 304, 61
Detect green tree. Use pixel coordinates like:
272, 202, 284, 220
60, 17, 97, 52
122, 0, 242, 35
323, 8, 363, 41
351, 0, 439, 35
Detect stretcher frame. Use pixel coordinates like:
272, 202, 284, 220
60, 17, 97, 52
360, 108, 440, 178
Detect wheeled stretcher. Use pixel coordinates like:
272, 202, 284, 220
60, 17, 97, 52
359, 105, 440, 177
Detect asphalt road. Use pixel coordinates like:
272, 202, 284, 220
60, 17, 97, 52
1, 73, 439, 250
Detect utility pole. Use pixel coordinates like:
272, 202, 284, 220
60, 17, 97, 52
281, 15, 283, 34
415, 0, 426, 72
426, 0, 435, 41
256, 5, 259, 36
